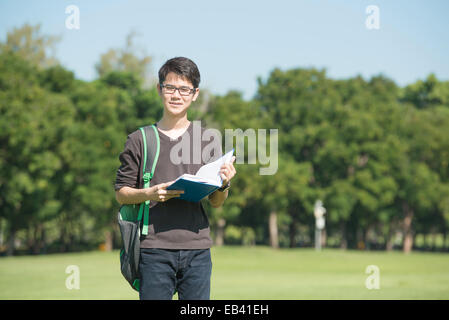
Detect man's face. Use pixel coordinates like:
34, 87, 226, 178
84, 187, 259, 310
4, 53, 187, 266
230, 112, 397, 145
157, 72, 199, 117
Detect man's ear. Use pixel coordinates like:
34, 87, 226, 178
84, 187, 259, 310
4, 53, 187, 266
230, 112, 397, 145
157, 83, 162, 97
192, 88, 200, 101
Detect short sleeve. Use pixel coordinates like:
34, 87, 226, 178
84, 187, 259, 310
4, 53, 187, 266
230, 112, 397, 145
114, 131, 142, 191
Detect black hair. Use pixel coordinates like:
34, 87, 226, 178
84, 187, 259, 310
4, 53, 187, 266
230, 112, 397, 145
158, 57, 201, 88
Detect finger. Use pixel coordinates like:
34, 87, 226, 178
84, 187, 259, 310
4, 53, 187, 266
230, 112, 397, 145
222, 168, 234, 181
223, 164, 235, 177
160, 194, 182, 201
170, 193, 183, 198
159, 194, 179, 201
164, 180, 175, 187
157, 181, 174, 190
157, 191, 183, 201
226, 164, 234, 173
165, 190, 184, 195
220, 169, 229, 180
220, 173, 229, 184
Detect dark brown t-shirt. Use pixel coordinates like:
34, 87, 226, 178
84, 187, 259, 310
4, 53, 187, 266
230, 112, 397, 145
114, 121, 222, 249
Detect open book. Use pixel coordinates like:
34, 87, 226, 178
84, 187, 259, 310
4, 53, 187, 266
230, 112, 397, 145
166, 149, 235, 202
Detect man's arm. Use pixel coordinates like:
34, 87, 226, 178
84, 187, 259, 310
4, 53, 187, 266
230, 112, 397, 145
207, 156, 236, 208
208, 189, 229, 208
116, 186, 151, 205
116, 182, 183, 205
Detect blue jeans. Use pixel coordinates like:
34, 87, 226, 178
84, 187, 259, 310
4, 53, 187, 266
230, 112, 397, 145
139, 248, 212, 300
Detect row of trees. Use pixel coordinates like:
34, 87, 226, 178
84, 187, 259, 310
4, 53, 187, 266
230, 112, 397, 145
1, 24, 448, 255
210, 70, 449, 253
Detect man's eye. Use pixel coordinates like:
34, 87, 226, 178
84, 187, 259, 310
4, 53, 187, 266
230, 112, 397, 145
180, 87, 190, 92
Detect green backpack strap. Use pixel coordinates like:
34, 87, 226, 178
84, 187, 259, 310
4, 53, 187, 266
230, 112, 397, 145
138, 124, 160, 235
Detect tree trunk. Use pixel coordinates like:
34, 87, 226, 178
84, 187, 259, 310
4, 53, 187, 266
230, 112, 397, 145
6, 228, 16, 256
40, 227, 47, 254
26, 226, 34, 254
357, 228, 365, 250
215, 218, 226, 246
321, 228, 327, 248
340, 223, 347, 249
0, 219, 3, 250
269, 211, 279, 249
402, 202, 414, 254
32, 223, 44, 255
289, 220, 297, 248
442, 227, 447, 251
363, 227, 370, 250
429, 231, 436, 251
104, 230, 113, 252
386, 226, 395, 251
59, 222, 68, 253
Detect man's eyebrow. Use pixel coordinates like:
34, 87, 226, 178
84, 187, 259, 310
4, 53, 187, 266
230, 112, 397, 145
165, 83, 190, 87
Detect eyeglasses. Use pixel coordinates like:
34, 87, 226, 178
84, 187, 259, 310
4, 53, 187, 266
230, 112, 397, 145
161, 84, 196, 96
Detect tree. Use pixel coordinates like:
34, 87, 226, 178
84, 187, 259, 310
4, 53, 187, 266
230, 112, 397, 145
95, 32, 152, 83
0, 52, 75, 254
0, 23, 60, 68
401, 74, 449, 109
203, 91, 262, 245
255, 68, 338, 247
396, 105, 449, 252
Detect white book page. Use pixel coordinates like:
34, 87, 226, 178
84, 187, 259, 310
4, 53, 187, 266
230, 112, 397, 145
195, 149, 234, 185
177, 174, 215, 184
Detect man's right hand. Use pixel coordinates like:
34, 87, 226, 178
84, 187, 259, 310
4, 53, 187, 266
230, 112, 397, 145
146, 180, 184, 202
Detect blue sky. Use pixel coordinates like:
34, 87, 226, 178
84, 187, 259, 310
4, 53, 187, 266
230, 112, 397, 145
1, 0, 448, 100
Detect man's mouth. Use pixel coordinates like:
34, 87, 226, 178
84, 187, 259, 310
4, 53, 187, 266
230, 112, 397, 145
169, 101, 183, 106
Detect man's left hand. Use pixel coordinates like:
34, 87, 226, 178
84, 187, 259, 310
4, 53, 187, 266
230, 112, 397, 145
219, 156, 236, 187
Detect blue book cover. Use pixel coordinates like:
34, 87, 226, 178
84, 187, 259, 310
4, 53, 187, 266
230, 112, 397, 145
167, 179, 220, 202
167, 149, 234, 202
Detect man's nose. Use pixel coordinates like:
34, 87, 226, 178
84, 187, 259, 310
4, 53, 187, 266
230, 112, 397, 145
172, 88, 182, 98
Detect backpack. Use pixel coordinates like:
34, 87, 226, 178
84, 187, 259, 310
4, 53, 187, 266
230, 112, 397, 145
118, 124, 160, 292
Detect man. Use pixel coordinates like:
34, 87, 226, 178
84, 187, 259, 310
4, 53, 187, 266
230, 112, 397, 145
114, 57, 236, 300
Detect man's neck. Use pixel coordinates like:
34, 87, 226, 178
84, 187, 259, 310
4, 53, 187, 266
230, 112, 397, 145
157, 115, 190, 131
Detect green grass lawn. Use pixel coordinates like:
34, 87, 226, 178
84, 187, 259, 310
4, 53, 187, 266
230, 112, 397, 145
0, 246, 448, 299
